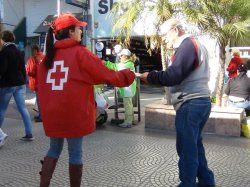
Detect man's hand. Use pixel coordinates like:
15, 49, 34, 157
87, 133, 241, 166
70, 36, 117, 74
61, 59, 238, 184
140, 72, 149, 83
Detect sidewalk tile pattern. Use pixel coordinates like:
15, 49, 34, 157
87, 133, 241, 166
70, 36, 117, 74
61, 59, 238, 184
1, 118, 250, 187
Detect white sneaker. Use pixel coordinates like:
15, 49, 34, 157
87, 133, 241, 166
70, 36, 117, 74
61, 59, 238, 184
0, 134, 8, 148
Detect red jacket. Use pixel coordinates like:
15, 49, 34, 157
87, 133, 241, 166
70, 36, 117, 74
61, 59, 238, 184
37, 40, 135, 138
26, 52, 45, 91
226, 56, 244, 79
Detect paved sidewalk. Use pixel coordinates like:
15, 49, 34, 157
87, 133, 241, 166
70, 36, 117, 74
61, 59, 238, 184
1, 85, 250, 187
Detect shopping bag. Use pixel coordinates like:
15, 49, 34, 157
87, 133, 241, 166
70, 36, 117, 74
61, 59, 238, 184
95, 90, 109, 109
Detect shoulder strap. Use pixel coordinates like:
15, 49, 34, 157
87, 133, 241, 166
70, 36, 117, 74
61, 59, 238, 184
190, 37, 199, 69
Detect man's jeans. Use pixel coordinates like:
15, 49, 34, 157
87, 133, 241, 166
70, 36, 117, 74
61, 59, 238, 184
176, 97, 215, 187
47, 137, 83, 165
0, 85, 33, 135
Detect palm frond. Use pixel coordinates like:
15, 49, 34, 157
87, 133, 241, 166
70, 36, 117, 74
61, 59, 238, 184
109, 0, 144, 45
109, 0, 174, 48
181, 0, 250, 46
226, 22, 250, 45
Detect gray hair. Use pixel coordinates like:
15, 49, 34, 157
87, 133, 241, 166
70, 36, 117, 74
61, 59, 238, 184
160, 18, 185, 34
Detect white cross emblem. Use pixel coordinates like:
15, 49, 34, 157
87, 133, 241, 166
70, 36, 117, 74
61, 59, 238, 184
46, 60, 69, 90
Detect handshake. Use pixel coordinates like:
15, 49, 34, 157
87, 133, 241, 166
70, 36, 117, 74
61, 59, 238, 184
134, 72, 149, 83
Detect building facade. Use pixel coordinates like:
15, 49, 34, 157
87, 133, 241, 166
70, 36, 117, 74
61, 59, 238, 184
1, 0, 82, 57
1, 0, 248, 94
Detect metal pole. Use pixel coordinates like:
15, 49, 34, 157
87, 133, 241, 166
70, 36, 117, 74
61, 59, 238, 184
114, 87, 119, 119
0, 0, 4, 32
137, 77, 141, 122
81, 0, 89, 46
57, 0, 61, 16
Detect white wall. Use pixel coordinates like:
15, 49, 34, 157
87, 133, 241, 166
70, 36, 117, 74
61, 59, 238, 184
24, 0, 83, 37
93, 0, 158, 38
197, 36, 220, 94
2, 0, 25, 31
94, 0, 116, 38
2, 0, 83, 37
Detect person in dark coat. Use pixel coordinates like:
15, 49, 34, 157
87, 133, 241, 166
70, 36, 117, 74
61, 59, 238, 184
0, 30, 34, 149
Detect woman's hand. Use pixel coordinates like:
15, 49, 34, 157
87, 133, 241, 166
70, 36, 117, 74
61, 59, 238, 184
102, 60, 106, 65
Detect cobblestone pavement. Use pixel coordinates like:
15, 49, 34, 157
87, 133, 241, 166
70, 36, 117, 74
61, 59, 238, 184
0, 85, 250, 187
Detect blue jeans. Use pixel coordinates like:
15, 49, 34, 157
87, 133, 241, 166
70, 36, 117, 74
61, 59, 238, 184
0, 85, 33, 135
228, 100, 250, 110
47, 137, 83, 165
176, 97, 215, 187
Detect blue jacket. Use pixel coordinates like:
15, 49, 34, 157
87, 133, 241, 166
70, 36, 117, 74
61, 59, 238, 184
147, 35, 210, 110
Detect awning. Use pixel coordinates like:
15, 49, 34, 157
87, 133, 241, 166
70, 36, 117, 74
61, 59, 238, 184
33, 15, 55, 34
13, 17, 27, 46
33, 13, 91, 34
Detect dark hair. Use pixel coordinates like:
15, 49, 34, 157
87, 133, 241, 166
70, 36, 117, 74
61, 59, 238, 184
0, 30, 15, 42
44, 25, 76, 69
237, 64, 247, 73
31, 44, 40, 52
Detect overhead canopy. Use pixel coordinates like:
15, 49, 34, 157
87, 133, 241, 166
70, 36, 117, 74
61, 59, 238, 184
33, 13, 90, 34
33, 15, 55, 34
65, 0, 88, 8
13, 17, 27, 47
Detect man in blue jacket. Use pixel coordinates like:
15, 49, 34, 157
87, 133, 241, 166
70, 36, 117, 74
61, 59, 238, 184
140, 18, 215, 187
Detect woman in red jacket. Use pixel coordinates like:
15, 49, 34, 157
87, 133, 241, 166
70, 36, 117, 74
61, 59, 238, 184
38, 13, 135, 187
26, 44, 45, 122
226, 49, 244, 79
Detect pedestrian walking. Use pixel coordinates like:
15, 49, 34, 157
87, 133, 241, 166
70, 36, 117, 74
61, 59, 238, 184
140, 18, 215, 187
37, 13, 135, 187
0, 30, 34, 148
26, 44, 45, 122
0, 128, 8, 148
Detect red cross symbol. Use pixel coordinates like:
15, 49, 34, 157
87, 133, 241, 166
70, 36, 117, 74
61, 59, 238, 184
46, 60, 69, 90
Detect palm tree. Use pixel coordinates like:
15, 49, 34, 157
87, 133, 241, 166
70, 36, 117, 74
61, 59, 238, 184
180, 0, 250, 106
110, 0, 175, 104
110, 0, 174, 46
110, 0, 250, 106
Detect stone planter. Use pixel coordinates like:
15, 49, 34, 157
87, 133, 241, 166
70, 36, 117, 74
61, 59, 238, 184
145, 102, 245, 137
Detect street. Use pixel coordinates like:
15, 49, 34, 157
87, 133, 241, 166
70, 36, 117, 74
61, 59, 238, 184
1, 83, 250, 187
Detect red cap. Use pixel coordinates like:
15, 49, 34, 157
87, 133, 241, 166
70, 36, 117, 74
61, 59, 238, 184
53, 13, 87, 34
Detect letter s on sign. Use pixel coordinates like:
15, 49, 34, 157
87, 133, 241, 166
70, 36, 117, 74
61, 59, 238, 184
98, 0, 108, 14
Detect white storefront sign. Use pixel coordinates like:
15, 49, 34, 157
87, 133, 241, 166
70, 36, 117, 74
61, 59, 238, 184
230, 47, 250, 59
94, 0, 158, 38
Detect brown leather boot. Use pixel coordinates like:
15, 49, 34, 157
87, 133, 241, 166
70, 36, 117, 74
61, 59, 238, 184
39, 156, 58, 187
69, 164, 83, 187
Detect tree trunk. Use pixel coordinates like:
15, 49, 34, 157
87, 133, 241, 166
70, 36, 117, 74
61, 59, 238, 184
215, 45, 226, 106
161, 45, 171, 105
